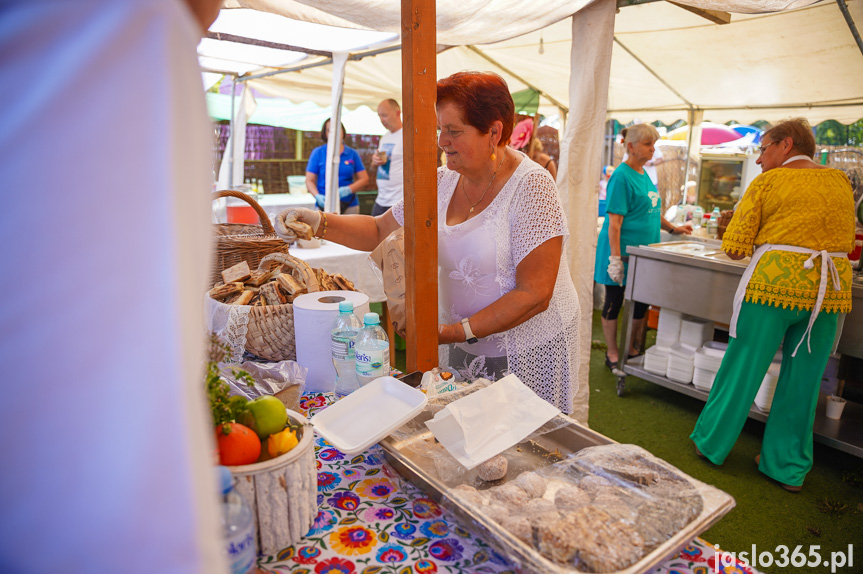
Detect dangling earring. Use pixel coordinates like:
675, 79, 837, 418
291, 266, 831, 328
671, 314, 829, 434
490, 138, 496, 162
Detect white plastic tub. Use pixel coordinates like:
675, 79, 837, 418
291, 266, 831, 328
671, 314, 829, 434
656, 309, 682, 347
680, 317, 715, 349
311, 376, 427, 454
693, 367, 717, 392
644, 345, 671, 375
694, 348, 724, 372
753, 363, 782, 413
667, 343, 696, 384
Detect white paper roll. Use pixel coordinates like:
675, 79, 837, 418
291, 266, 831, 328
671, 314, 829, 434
293, 290, 370, 393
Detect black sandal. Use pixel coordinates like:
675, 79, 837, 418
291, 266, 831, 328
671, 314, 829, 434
605, 354, 615, 370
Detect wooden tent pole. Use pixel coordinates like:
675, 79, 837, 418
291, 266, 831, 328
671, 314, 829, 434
401, 0, 438, 372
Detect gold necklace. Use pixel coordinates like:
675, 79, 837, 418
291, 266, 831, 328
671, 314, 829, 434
462, 153, 506, 213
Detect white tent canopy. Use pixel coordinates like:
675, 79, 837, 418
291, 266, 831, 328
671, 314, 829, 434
204, 0, 862, 419
205, 0, 863, 125
222, 0, 823, 45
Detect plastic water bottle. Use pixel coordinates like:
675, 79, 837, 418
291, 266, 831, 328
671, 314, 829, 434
332, 301, 361, 397
693, 206, 705, 229
219, 466, 257, 574
355, 312, 390, 386
707, 207, 720, 237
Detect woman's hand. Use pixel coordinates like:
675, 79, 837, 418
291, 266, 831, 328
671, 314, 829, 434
660, 216, 691, 236
725, 250, 747, 260
275, 208, 321, 242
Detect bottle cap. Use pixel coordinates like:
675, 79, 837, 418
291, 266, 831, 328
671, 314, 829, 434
339, 301, 354, 313
218, 466, 234, 495
364, 312, 380, 326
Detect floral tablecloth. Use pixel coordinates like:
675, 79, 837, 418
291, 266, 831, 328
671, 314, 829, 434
258, 393, 760, 574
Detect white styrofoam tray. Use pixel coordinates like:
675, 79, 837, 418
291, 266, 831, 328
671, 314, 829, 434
693, 368, 717, 392
311, 376, 427, 455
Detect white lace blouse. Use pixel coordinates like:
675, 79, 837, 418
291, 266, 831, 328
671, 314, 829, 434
391, 154, 581, 414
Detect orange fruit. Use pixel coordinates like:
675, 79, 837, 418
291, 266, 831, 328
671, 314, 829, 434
215, 422, 261, 466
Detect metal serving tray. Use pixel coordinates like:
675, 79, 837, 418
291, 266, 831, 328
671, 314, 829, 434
381, 407, 735, 574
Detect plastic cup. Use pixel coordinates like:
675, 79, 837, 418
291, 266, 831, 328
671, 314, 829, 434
825, 395, 846, 420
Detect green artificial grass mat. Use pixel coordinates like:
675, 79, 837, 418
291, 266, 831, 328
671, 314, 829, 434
588, 310, 863, 572
369, 302, 407, 373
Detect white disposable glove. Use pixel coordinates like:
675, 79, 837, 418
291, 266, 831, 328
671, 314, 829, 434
607, 256, 625, 285
275, 208, 321, 243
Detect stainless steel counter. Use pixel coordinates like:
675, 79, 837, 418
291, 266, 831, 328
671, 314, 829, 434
838, 276, 863, 358
615, 242, 863, 458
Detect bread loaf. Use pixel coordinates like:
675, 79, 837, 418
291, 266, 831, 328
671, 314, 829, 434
208, 282, 244, 301
277, 273, 305, 296
232, 290, 255, 305
210, 257, 359, 306
221, 261, 251, 284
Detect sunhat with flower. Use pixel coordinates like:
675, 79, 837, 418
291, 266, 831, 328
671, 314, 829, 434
509, 118, 533, 150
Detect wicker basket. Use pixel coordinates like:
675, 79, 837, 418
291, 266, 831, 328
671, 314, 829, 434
211, 190, 290, 287
244, 303, 297, 362
211, 253, 321, 362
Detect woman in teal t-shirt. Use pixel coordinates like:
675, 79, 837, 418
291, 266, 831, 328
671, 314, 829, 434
595, 124, 691, 369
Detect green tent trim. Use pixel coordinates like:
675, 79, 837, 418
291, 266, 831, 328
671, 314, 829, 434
511, 88, 540, 116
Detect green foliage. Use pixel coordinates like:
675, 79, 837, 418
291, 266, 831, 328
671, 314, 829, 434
206, 333, 255, 427
815, 119, 863, 146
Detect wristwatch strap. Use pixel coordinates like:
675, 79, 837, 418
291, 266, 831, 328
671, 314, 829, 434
460, 317, 478, 344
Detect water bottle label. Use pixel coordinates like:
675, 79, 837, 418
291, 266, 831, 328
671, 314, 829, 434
355, 346, 390, 378
227, 529, 256, 574
331, 333, 355, 361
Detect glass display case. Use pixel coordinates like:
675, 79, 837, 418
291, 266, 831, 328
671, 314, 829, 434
696, 153, 760, 212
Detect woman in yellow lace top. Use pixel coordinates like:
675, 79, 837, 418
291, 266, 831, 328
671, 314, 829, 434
691, 118, 855, 493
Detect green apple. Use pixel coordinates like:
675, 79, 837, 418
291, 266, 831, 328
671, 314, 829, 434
243, 395, 288, 439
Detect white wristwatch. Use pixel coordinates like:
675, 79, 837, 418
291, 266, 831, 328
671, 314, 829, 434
460, 317, 478, 344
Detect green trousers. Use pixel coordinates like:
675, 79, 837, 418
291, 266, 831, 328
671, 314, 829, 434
690, 301, 838, 487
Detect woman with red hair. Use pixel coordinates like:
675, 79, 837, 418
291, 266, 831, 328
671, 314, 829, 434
275, 71, 582, 416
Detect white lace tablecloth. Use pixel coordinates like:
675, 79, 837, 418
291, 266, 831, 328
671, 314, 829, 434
292, 241, 386, 303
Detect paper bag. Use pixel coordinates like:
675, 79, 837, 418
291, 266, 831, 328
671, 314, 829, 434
369, 227, 406, 333
424, 374, 560, 469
